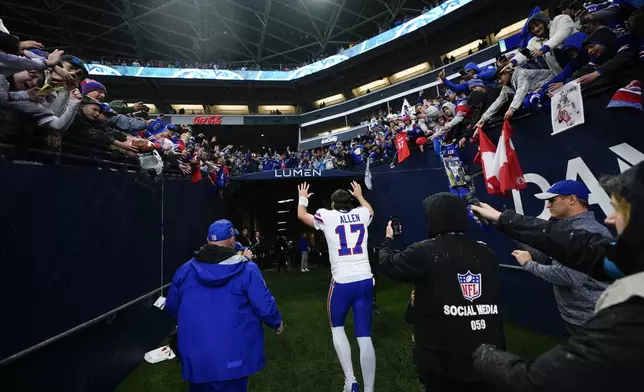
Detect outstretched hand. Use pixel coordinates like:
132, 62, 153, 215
349, 181, 363, 198
469, 202, 502, 224
298, 182, 313, 198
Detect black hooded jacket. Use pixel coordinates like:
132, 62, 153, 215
473, 162, 644, 392
378, 193, 505, 383
584, 26, 642, 82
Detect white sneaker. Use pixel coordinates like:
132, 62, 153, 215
144, 345, 176, 363
301, 269, 306, 272
305, 269, 310, 272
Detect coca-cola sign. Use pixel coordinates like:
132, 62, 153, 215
193, 115, 223, 125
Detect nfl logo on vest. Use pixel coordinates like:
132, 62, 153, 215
457, 271, 482, 302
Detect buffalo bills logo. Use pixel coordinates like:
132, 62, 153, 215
457, 271, 482, 302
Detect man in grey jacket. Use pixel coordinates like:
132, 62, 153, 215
511, 180, 612, 336
476, 66, 553, 127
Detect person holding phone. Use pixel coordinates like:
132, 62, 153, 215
505, 12, 576, 75
378, 193, 505, 392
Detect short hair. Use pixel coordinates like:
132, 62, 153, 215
577, 198, 589, 208
602, 174, 633, 224
331, 189, 354, 212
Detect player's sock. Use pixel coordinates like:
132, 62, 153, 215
357, 337, 375, 392
331, 327, 356, 390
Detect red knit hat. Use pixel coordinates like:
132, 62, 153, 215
80, 78, 107, 95
606, 82, 642, 111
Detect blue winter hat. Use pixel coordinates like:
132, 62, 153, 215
207, 219, 239, 242
534, 180, 590, 201
146, 119, 168, 135
463, 62, 480, 74
99, 103, 117, 116
166, 124, 176, 130
467, 78, 485, 90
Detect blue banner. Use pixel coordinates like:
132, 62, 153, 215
86, 0, 472, 81
231, 168, 362, 181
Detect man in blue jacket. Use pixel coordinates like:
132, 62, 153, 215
437, 62, 498, 94
166, 219, 284, 392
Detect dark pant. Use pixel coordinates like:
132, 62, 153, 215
564, 321, 583, 337
420, 373, 490, 392
189, 377, 248, 392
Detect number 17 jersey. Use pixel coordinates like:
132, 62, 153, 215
314, 207, 373, 284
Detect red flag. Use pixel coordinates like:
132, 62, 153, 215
395, 133, 411, 163
191, 161, 202, 184
474, 120, 527, 196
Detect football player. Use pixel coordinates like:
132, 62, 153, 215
297, 181, 376, 392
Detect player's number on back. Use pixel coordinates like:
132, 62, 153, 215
335, 224, 366, 256
471, 319, 486, 331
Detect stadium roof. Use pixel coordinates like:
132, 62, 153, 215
2, 0, 436, 67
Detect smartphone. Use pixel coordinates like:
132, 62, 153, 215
519, 47, 533, 59
38, 84, 55, 95
390, 216, 402, 236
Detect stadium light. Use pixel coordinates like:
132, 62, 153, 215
277, 221, 287, 225
277, 210, 290, 214
277, 228, 286, 232
277, 199, 294, 204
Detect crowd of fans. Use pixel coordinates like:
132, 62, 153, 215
1, 1, 643, 194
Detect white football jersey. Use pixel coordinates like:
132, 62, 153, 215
314, 207, 373, 283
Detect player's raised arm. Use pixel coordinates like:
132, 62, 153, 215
297, 182, 316, 228
350, 181, 374, 218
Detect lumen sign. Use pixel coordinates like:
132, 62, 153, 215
274, 169, 323, 178
512, 143, 644, 220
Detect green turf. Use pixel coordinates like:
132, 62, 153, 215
116, 268, 561, 392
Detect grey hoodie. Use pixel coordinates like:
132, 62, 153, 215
481, 68, 553, 121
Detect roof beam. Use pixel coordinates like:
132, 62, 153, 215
213, 15, 314, 61
140, 25, 200, 62
79, 0, 186, 46
136, 0, 310, 61
329, 10, 389, 40
374, 0, 394, 15
256, 0, 272, 62
53, 1, 123, 17
140, 21, 243, 62
221, 0, 335, 49
4, 3, 116, 31
121, 0, 148, 60
317, 0, 369, 21
220, 19, 257, 62
0, 15, 136, 49
319, 0, 347, 54
298, 0, 324, 47
4, 3, 70, 44
272, 0, 365, 41
260, 41, 320, 62
384, 0, 410, 28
